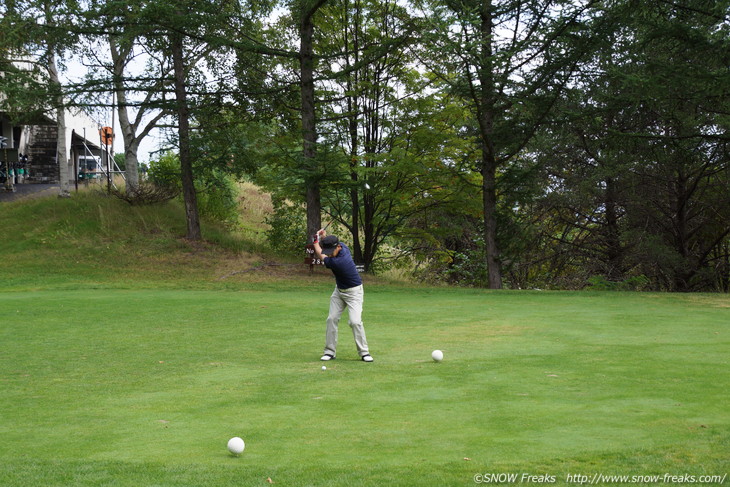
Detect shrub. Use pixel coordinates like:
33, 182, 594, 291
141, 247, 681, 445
147, 152, 181, 189
265, 198, 307, 255
147, 151, 239, 225
110, 181, 180, 205
196, 171, 239, 224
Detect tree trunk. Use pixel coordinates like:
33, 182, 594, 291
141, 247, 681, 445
478, 0, 501, 289
346, 0, 363, 264
171, 32, 201, 241
109, 35, 167, 194
47, 50, 70, 197
123, 144, 140, 188
481, 151, 501, 288
604, 176, 623, 280
114, 79, 140, 192
349, 142, 363, 263
110, 40, 139, 192
301, 1, 324, 241
721, 241, 730, 293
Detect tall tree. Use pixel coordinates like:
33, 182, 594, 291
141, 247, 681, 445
169, 28, 201, 240
75, 0, 172, 194
418, 0, 605, 288
620, 0, 730, 291
527, 0, 730, 291
316, 0, 420, 269
299, 0, 328, 240
124, 0, 266, 239
104, 10, 170, 194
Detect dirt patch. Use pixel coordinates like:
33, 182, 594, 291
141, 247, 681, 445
214, 252, 334, 282
678, 295, 730, 308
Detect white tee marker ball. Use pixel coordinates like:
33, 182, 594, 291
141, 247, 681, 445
432, 350, 444, 362
227, 437, 245, 455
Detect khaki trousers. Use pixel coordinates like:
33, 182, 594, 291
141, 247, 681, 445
324, 285, 369, 357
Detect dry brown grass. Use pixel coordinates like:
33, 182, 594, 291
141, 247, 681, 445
678, 294, 730, 308
236, 181, 273, 228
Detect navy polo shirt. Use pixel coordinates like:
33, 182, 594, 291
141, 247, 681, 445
324, 243, 362, 289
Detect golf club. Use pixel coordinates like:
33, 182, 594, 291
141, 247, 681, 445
313, 221, 331, 243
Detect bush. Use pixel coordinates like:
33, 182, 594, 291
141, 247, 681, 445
264, 199, 307, 255
147, 152, 181, 189
147, 151, 239, 225
110, 181, 180, 205
195, 171, 239, 224
442, 247, 489, 287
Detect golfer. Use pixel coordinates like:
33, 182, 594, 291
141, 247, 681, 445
313, 229, 373, 363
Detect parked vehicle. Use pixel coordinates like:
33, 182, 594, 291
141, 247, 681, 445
78, 155, 101, 179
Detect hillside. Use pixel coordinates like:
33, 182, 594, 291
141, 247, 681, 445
0, 185, 333, 291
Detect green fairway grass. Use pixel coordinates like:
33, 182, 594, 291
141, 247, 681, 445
1, 193, 728, 485
1, 286, 728, 486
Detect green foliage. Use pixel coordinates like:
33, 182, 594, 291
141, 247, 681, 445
189, 111, 268, 180
148, 151, 239, 224
114, 153, 126, 171
147, 151, 181, 189
505, 0, 730, 292
264, 197, 307, 255
3, 0, 729, 291
195, 170, 240, 224
442, 243, 489, 288
0, 0, 75, 123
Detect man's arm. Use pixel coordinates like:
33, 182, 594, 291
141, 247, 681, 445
313, 229, 341, 261
313, 240, 326, 261
313, 229, 326, 261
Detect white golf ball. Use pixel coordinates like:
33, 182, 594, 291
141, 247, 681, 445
322, 365, 327, 370
432, 350, 444, 362
227, 437, 245, 455
364, 183, 371, 190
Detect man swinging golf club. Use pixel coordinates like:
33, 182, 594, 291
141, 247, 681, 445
313, 228, 374, 363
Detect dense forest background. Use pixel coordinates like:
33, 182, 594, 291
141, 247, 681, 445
1, 0, 728, 291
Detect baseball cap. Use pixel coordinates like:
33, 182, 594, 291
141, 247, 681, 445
320, 235, 340, 255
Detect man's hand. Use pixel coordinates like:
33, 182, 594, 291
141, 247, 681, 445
313, 239, 325, 261
313, 228, 326, 244
313, 229, 332, 261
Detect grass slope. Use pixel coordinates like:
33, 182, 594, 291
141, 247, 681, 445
0, 188, 297, 290
0, 192, 728, 486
